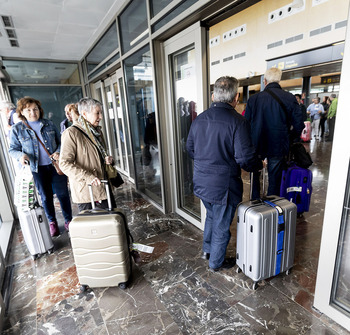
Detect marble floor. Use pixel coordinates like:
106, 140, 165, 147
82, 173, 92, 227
2, 138, 350, 334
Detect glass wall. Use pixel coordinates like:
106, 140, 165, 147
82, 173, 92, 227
331, 162, 350, 314
124, 45, 161, 204
9, 86, 83, 131
86, 23, 119, 74
119, 0, 148, 54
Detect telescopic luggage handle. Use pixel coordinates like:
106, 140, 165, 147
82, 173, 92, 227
88, 180, 112, 211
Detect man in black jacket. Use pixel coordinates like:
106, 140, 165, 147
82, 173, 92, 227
186, 76, 262, 272
245, 68, 305, 199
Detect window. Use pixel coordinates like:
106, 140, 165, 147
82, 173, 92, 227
119, 0, 148, 54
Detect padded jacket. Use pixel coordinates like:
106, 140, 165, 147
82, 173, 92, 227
245, 82, 305, 159
186, 102, 262, 206
59, 123, 107, 204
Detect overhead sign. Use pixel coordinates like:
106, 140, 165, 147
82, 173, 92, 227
267, 43, 344, 70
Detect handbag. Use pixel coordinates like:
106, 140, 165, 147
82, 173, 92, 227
24, 122, 65, 175
105, 164, 124, 188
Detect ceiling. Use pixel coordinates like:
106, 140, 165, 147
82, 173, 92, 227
0, 0, 127, 61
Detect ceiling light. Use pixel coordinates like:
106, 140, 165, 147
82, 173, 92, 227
291, 0, 304, 8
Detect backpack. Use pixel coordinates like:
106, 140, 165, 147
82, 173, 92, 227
290, 143, 313, 169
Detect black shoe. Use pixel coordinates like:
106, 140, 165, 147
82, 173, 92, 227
201, 252, 210, 260
209, 258, 236, 272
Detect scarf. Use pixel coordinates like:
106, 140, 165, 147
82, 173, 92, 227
77, 115, 108, 158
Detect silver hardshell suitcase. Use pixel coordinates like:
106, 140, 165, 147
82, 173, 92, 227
236, 195, 297, 290
18, 205, 54, 260
69, 181, 132, 291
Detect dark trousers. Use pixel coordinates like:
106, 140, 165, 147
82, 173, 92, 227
251, 156, 286, 200
319, 117, 326, 137
328, 117, 336, 141
32, 164, 72, 223
202, 199, 236, 269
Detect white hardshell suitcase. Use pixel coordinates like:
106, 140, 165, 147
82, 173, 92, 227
69, 181, 132, 291
18, 205, 54, 259
236, 195, 297, 290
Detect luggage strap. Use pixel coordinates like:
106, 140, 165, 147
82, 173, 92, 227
263, 200, 285, 275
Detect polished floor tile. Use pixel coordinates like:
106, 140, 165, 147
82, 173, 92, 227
2, 139, 350, 334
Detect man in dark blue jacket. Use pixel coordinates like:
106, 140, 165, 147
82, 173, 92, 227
245, 68, 305, 199
186, 76, 262, 272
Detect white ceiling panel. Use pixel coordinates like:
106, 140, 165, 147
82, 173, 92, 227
0, 0, 128, 61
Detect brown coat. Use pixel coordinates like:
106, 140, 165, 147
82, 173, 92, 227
59, 124, 107, 204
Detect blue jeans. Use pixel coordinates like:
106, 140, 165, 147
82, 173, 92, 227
32, 164, 72, 223
251, 156, 286, 199
202, 200, 236, 269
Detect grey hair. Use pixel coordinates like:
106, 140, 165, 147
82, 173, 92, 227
330, 93, 337, 99
212, 76, 239, 103
264, 67, 282, 84
78, 97, 102, 114
0, 100, 15, 111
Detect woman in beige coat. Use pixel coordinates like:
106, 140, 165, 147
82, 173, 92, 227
59, 98, 116, 218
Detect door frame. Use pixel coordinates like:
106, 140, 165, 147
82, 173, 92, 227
162, 21, 208, 230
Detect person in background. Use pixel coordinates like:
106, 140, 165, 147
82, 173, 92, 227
295, 94, 307, 121
245, 67, 304, 199
59, 98, 116, 212
9, 97, 72, 236
0, 100, 20, 136
326, 93, 338, 142
320, 96, 330, 139
186, 76, 262, 273
60, 104, 75, 133
307, 97, 324, 140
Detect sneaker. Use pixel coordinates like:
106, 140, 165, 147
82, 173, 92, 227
49, 221, 60, 237
65, 221, 71, 232
201, 252, 210, 260
209, 258, 236, 272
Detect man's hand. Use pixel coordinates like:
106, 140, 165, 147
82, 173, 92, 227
50, 152, 60, 161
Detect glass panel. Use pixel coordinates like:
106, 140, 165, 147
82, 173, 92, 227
113, 82, 127, 173
331, 161, 350, 314
87, 53, 120, 80
3, 60, 80, 85
150, 0, 172, 17
119, 0, 148, 54
152, 0, 198, 32
86, 23, 119, 74
119, 77, 134, 180
9, 86, 83, 131
124, 46, 161, 204
104, 85, 120, 167
172, 46, 200, 218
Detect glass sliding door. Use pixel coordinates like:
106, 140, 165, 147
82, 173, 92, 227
124, 45, 162, 204
171, 47, 199, 217
163, 22, 207, 230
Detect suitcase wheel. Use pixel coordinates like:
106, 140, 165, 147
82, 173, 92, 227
286, 268, 292, 276
48, 248, 54, 254
80, 285, 89, 293
252, 282, 259, 290
236, 267, 242, 274
118, 282, 127, 290
31, 254, 38, 261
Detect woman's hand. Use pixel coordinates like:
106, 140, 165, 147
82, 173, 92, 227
20, 154, 30, 166
50, 152, 60, 161
90, 176, 101, 186
105, 155, 114, 165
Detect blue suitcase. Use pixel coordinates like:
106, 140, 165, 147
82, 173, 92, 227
280, 164, 312, 214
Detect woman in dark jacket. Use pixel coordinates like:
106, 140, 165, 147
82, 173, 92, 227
320, 96, 330, 138
9, 97, 72, 236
